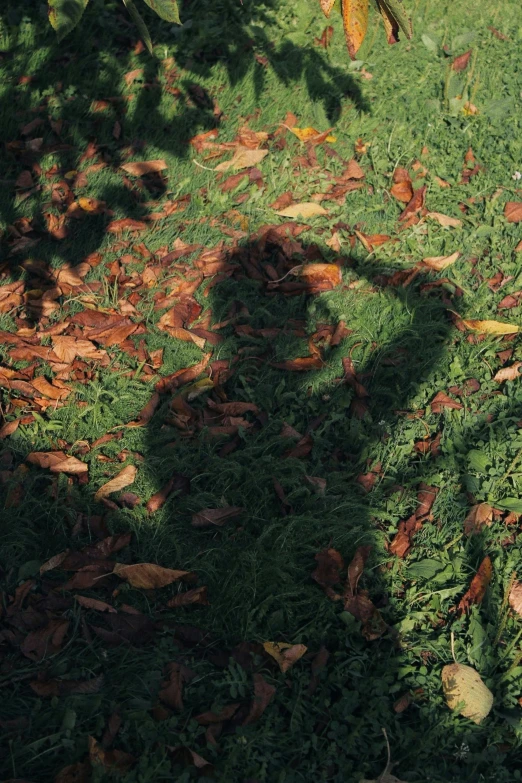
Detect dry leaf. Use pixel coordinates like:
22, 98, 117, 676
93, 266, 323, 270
508, 581, 522, 617
214, 147, 267, 172
422, 251, 460, 271
464, 503, 493, 535
320, 0, 336, 17
88, 736, 134, 773
276, 202, 328, 219
289, 127, 336, 144
342, 0, 369, 60
113, 562, 195, 589
452, 49, 472, 71
425, 212, 462, 228
300, 263, 342, 288
243, 673, 276, 725
121, 159, 168, 176
457, 556, 492, 614
390, 168, 413, 203
167, 586, 209, 608
94, 464, 136, 501
461, 319, 520, 335
191, 506, 243, 527
263, 641, 308, 673
494, 362, 522, 382
504, 202, 522, 223
430, 391, 464, 412
27, 451, 88, 474
75, 595, 117, 613
441, 663, 493, 724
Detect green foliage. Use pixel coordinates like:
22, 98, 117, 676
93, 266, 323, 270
48, 0, 90, 41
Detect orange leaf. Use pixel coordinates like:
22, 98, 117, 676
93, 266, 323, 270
320, 0, 336, 18
342, 0, 369, 60
456, 556, 492, 614
505, 202, 522, 223
94, 464, 136, 501
121, 159, 168, 176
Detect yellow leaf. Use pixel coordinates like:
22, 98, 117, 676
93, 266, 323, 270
319, 0, 336, 18
94, 464, 137, 501
289, 127, 336, 144
214, 147, 268, 172
342, 0, 369, 60
422, 251, 460, 271
461, 319, 520, 335
113, 562, 194, 589
263, 641, 308, 673
441, 663, 493, 724
276, 202, 328, 219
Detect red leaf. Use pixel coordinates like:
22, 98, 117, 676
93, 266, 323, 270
452, 50, 472, 71
456, 556, 492, 615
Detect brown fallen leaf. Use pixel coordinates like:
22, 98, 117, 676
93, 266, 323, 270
276, 202, 328, 219
345, 545, 372, 597
508, 580, 522, 617
214, 147, 267, 172
504, 202, 522, 223
272, 355, 324, 371
126, 393, 161, 427
494, 362, 522, 382
452, 49, 472, 71
52, 335, 107, 362
389, 514, 422, 558
430, 392, 464, 413
243, 673, 276, 725
106, 218, 148, 234
354, 231, 393, 253
456, 556, 492, 615
121, 159, 168, 176
441, 663, 493, 725
390, 168, 413, 203
464, 503, 493, 535
159, 661, 195, 711
55, 762, 91, 783
167, 586, 209, 608
191, 506, 243, 527
263, 641, 308, 673
113, 562, 195, 589
21, 618, 69, 661
343, 593, 387, 640
94, 464, 136, 501
89, 736, 134, 773
30, 674, 104, 698
27, 451, 88, 474
422, 251, 460, 271
312, 547, 344, 600
75, 595, 117, 613
399, 186, 426, 221
0, 419, 20, 438
299, 263, 342, 289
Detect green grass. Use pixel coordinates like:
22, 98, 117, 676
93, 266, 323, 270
1, 0, 522, 780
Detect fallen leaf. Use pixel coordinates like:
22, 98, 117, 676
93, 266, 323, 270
21, 618, 69, 661
276, 202, 328, 219
390, 168, 413, 203
106, 218, 148, 234
272, 356, 323, 371
422, 251, 460, 271
425, 212, 462, 228
126, 392, 161, 427
299, 263, 342, 288
343, 594, 387, 640
461, 319, 520, 335
146, 473, 190, 514
0, 419, 20, 438
345, 545, 372, 597
27, 451, 88, 474
159, 662, 195, 710
214, 147, 267, 172
441, 663, 493, 724
508, 581, 522, 617
463, 503, 493, 535
191, 506, 243, 527
288, 127, 336, 144
430, 392, 464, 412
399, 186, 426, 221
113, 562, 195, 589
121, 159, 168, 176
457, 556, 492, 614
354, 231, 393, 253
452, 49, 472, 71
55, 762, 91, 782
167, 586, 209, 608
94, 465, 136, 501
389, 514, 422, 558
243, 673, 276, 725
88, 736, 134, 773
504, 202, 522, 223
75, 595, 117, 612
494, 363, 522, 382
263, 641, 308, 673
312, 548, 344, 600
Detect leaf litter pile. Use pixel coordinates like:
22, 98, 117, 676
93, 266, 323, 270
1, 1, 522, 780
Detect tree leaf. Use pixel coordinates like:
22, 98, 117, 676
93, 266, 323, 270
461, 319, 520, 335
263, 641, 308, 673
121, 159, 168, 176
377, 0, 412, 40
456, 555, 492, 614
191, 506, 244, 527
94, 464, 137, 501
508, 581, 522, 617
113, 562, 195, 588
494, 362, 522, 382
27, 451, 88, 474
141, 0, 181, 24
276, 202, 328, 218
122, 0, 153, 54
319, 0, 336, 18
463, 503, 493, 535
425, 212, 462, 228
342, 0, 369, 60
441, 663, 493, 724
288, 127, 336, 144
422, 251, 460, 271
214, 147, 267, 172
48, 0, 89, 41
376, 0, 399, 44
504, 202, 522, 223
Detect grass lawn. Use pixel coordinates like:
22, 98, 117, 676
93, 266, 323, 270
1, 0, 522, 779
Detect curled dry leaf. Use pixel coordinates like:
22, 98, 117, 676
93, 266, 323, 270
425, 211, 462, 228
431, 391, 463, 413
121, 159, 168, 176
126, 393, 161, 427
390, 168, 413, 203
113, 562, 195, 589
75, 595, 117, 613
345, 545, 372, 597
214, 147, 268, 172
343, 594, 387, 640
27, 451, 88, 474
276, 202, 328, 219
94, 464, 136, 501
422, 251, 460, 271
441, 663, 493, 724
456, 555, 492, 615
461, 319, 520, 335
452, 49, 472, 71
494, 362, 522, 382
263, 641, 308, 673
299, 263, 342, 288
508, 581, 522, 617
191, 506, 243, 527
464, 503, 493, 535
504, 202, 522, 223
